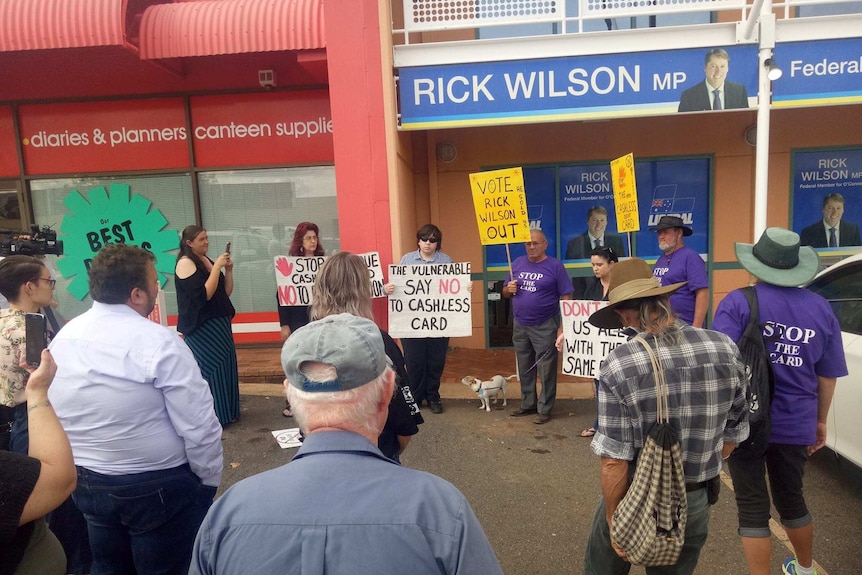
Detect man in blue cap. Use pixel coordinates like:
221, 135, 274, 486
190, 313, 503, 575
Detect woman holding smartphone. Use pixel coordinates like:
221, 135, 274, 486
0, 255, 57, 453
175, 225, 239, 426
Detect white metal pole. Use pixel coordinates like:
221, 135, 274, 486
753, 10, 776, 240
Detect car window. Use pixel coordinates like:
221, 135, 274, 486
807, 260, 862, 335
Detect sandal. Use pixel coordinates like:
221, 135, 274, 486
282, 400, 292, 418
580, 427, 597, 437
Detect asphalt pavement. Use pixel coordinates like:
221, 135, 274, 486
220, 393, 862, 574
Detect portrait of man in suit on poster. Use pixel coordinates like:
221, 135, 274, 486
678, 48, 750, 112
800, 192, 861, 248
565, 205, 625, 260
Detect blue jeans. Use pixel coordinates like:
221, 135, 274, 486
73, 464, 216, 575
9, 402, 29, 454
584, 486, 711, 575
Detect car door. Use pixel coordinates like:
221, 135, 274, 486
806, 255, 862, 468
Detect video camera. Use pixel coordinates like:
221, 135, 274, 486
0, 225, 64, 257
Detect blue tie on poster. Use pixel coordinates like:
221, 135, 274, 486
791, 148, 862, 254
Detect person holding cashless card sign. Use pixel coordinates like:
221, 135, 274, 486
0, 255, 56, 453
175, 225, 239, 427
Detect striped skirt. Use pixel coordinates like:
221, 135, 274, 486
185, 315, 240, 427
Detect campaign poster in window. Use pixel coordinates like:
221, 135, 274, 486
791, 148, 862, 256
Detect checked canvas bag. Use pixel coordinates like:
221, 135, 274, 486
610, 336, 687, 566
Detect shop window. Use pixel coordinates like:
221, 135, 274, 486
29, 175, 196, 320
0, 184, 22, 230
197, 167, 339, 315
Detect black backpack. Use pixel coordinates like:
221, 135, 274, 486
735, 286, 775, 451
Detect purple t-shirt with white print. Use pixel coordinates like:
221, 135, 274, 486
506, 255, 572, 326
653, 245, 708, 326
712, 282, 848, 445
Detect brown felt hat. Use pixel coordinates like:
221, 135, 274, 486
588, 258, 687, 329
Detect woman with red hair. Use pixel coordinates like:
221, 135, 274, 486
277, 222, 324, 417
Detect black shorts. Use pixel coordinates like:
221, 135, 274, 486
726, 442, 811, 537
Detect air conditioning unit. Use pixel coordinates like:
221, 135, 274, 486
258, 69, 276, 88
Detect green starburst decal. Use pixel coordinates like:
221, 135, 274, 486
56, 184, 178, 300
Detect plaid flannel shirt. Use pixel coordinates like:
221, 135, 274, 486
591, 322, 750, 483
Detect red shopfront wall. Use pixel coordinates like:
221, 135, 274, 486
19, 99, 190, 174
0, 107, 18, 176
18, 92, 335, 344
190, 90, 334, 166
189, 90, 334, 343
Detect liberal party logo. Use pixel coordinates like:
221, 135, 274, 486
648, 184, 694, 227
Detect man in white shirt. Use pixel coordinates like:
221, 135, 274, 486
49, 243, 223, 575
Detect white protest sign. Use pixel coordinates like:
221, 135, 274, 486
387, 262, 472, 338
357, 251, 387, 299
274, 256, 327, 306
560, 300, 629, 378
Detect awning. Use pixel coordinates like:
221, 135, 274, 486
139, 0, 325, 59
0, 0, 128, 51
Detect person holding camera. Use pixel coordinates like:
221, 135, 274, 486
175, 225, 239, 427
0, 255, 57, 454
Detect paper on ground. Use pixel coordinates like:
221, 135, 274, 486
271, 428, 302, 449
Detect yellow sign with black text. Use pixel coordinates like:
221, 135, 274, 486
610, 153, 640, 233
469, 167, 531, 245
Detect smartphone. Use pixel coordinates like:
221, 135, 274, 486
225, 241, 231, 255
25, 313, 47, 367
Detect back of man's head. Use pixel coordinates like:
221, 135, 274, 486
88, 243, 155, 304
282, 313, 393, 439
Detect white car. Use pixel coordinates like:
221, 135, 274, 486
805, 251, 862, 468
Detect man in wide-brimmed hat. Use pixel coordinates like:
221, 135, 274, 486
584, 258, 749, 575
712, 228, 847, 575
650, 215, 709, 327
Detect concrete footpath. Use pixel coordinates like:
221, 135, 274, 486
221, 390, 862, 574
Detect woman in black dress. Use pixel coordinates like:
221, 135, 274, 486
580, 246, 618, 437
175, 225, 239, 426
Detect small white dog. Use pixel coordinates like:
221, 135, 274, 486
461, 374, 518, 412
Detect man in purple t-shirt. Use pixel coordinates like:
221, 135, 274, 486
712, 227, 848, 575
651, 215, 709, 327
503, 230, 572, 424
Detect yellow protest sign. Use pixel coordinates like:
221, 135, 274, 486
610, 153, 640, 233
469, 167, 531, 245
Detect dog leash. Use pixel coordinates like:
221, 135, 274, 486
523, 348, 554, 374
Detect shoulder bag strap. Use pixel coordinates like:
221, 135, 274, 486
634, 336, 669, 424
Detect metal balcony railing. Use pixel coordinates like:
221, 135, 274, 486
394, 0, 862, 42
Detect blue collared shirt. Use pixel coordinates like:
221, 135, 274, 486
190, 430, 502, 575
48, 302, 224, 487
399, 249, 453, 266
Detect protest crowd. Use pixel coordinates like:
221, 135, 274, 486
0, 205, 847, 575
